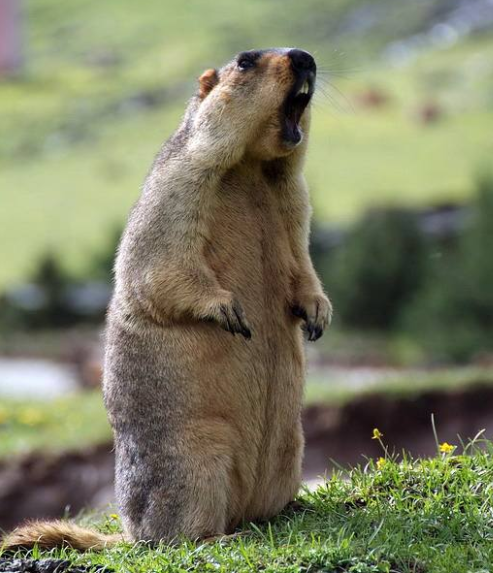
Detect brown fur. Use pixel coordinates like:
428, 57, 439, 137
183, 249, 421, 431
2, 48, 331, 552
198, 68, 219, 99
2, 521, 123, 551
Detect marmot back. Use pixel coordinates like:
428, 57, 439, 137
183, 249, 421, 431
3, 47, 331, 551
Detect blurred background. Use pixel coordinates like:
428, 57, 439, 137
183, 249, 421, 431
1, 0, 493, 531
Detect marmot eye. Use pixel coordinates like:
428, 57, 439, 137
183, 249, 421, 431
237, 58, 255, 71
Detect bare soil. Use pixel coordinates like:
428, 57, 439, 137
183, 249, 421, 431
303, 382, 493, 477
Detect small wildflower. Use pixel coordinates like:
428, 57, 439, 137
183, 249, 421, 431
439, 442, 455, 454
110, 514, 119, 520
376, 457, 387, 470
18, 408, 45, 427
372, 428, 384, 440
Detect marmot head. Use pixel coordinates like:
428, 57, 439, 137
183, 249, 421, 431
197, 48, 316, 160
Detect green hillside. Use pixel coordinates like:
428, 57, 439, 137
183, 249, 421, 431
1, 0, 493, 287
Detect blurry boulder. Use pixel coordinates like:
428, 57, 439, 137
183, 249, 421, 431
0, 0, 23, 76
84, 48, 121, 70
354, 87, 389, 109
415, 102, 443, 125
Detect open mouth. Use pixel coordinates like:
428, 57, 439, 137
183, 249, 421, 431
282, 72, 315, 146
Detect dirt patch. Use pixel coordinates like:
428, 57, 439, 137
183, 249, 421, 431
1, 383, 493, 531
0, 444, 114, 532
303, 382, 493, 477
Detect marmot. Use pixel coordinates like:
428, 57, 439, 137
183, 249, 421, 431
3, 47, 331, 551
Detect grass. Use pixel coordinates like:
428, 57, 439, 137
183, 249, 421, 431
3, 440, 493, 572
1, 0, 493, 288
0, 391, 111, 459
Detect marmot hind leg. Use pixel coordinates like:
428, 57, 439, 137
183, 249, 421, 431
245, 427, 303, 522
118, 432, 237, 542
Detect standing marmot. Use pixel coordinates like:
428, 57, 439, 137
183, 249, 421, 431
3, 47, 331, 550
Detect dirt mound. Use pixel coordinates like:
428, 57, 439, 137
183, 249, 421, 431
303, 383, 493, 477
0, 444, 113, 531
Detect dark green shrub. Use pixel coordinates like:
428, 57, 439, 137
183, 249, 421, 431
325, 208, 426, 329
26, 253, 78, 328
0, 251, 112, 331
0, 253, 73, 330
403, 178, 493, 362
0, 223, 123, 331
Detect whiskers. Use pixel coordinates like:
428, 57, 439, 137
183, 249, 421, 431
314, 75, 354, 114
314, 48, 365, 78
311, 50, 365, 114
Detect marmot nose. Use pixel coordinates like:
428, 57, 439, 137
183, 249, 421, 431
288, 49, 316, 73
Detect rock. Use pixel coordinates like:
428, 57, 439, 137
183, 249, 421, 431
0, 558, 113, 573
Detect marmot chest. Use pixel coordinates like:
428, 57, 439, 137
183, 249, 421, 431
204, 175, 295, 308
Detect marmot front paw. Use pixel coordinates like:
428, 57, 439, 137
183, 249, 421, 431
208, 296, 252, 339
291, 294, 332, 342
219, 298, 252, 339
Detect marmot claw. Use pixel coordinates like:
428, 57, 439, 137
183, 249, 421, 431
219, 300, 252, 339
291, 294, 332, 342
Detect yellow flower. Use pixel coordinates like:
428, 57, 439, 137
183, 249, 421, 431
376, 457, 386, 470
110, 514, 119, 520
439, 442, 455, 454
372, 428, 384, 440
18, 408, 45, 427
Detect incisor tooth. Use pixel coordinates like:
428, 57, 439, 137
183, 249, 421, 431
296, 81, 310, 96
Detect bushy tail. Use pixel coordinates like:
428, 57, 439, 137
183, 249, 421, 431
2, 520, 124, 552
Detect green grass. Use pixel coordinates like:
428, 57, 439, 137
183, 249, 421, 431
3, 441, 493, 572
1, 0, 493, 288
0, 390, 111, 459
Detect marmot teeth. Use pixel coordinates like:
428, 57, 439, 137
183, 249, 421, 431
298, 81, 310, 96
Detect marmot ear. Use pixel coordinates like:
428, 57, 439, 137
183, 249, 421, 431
198, 68, 219, 99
